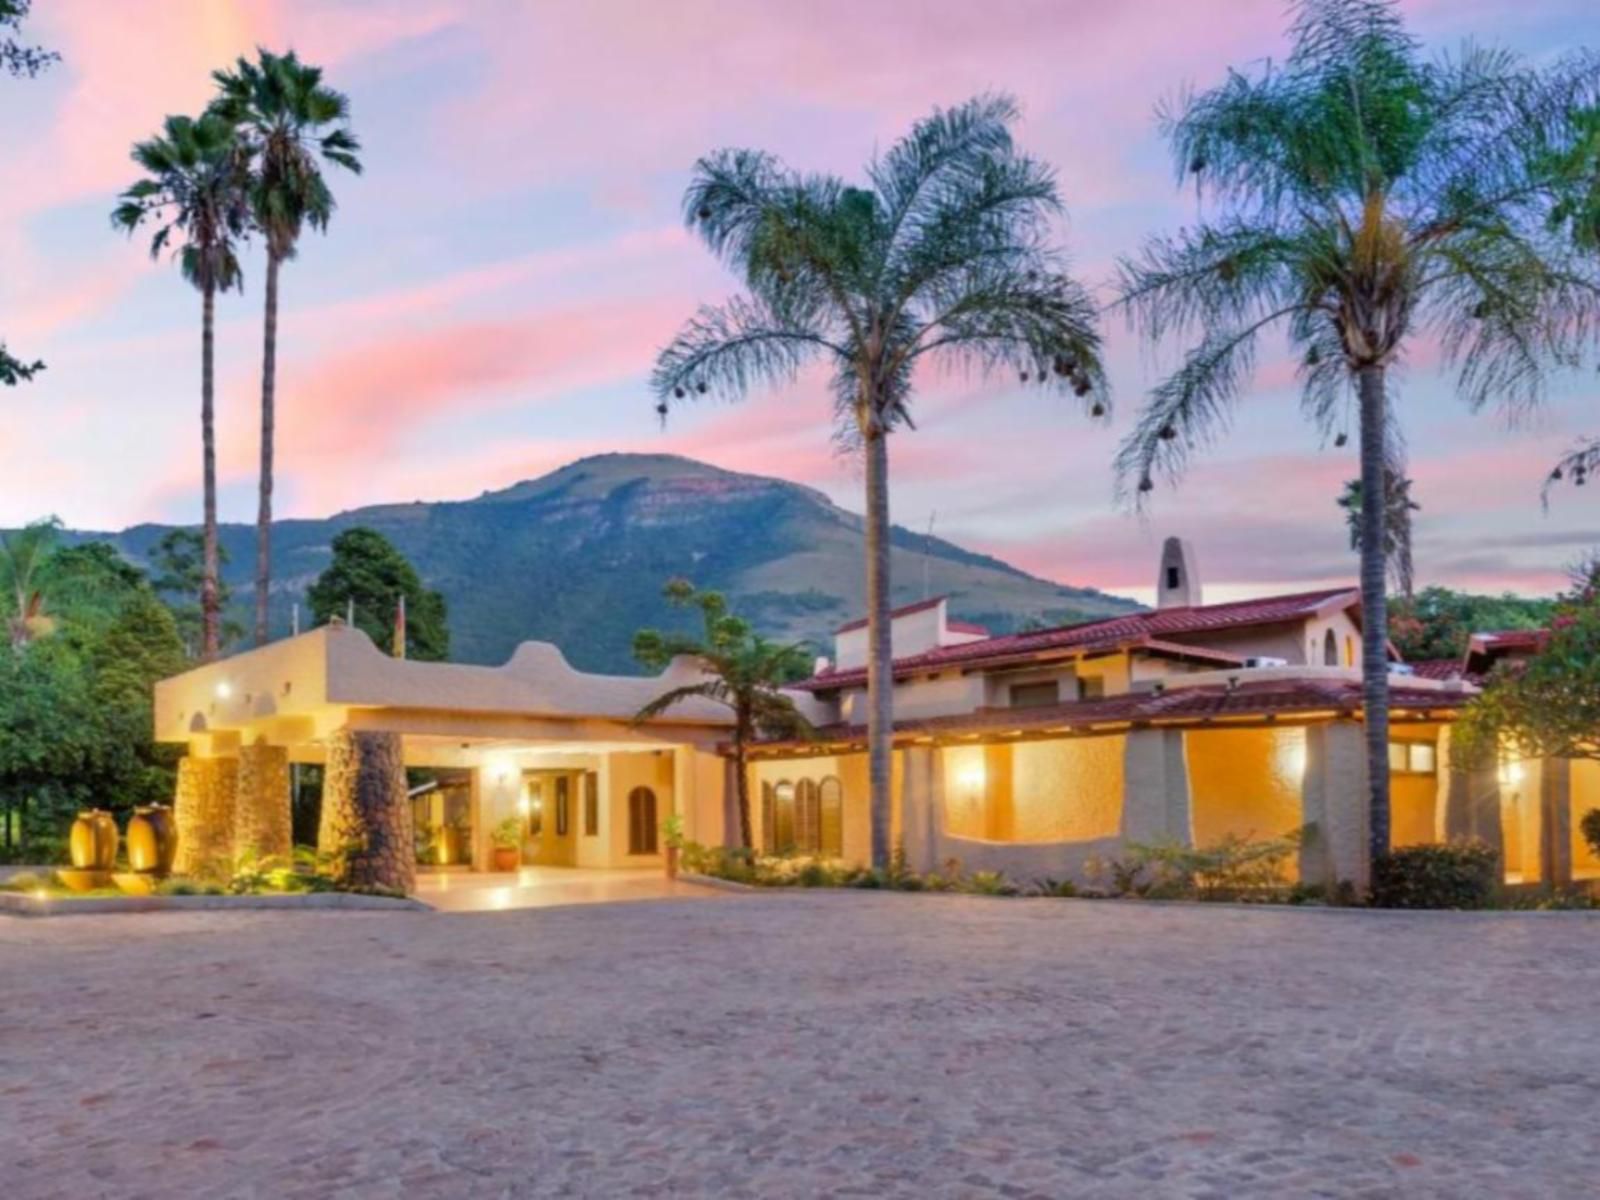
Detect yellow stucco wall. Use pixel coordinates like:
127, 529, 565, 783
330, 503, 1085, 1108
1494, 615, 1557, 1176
747, 753, 877, 864
941, 736, 1124, 844
1389, 724, 1444, 847
1187, 726, 1306, 846
1571, 760, 1600, 881
606, 751, 674, 865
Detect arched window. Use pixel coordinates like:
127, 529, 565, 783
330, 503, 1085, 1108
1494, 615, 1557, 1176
795, 779, 821, 854
627, 787, 658, 855
771, 781, 797, 855
818, 777, 844, 858
761, 781, 775, 854
1323, 629, 1339, 666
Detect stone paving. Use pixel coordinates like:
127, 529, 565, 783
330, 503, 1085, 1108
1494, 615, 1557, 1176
2, 894, 1596, 1198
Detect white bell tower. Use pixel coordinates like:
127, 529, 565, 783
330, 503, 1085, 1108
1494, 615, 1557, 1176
1156, 536, 1202, 610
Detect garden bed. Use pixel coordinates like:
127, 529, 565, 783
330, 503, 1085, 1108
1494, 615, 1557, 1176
0, 889, 430, 918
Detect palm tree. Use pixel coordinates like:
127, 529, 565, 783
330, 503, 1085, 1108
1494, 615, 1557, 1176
0, 518, 60, 650
1114, 0, 1600, 870
1546, 438, 1599, 500
112, 113, 249, 662
2, 0, 56, 387
633, 580, 814, 852
652, 95, 1107, 866
210, 49, 361, 646
1337, 465, 1419, 599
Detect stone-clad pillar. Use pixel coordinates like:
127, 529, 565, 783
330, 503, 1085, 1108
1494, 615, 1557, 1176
1437, 728, 1502, 855
1541, 756, 1573, 888
1301, 720, 1368, 890
235, 742, 292, 864
172, 755, 239, 881
318, 730, 414, 894
1121, 729, 1190, 845
899, 746, 938, 872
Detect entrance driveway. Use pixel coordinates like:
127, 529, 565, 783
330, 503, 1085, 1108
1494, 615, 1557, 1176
414, 865, 724, 912
4, 894, 1598, 1197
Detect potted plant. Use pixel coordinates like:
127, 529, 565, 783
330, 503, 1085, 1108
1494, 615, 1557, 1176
661, 812, 685, 880
491, 817, 523, 872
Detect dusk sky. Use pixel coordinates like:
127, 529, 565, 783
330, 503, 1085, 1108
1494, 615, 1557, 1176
3, 0, 1597, 604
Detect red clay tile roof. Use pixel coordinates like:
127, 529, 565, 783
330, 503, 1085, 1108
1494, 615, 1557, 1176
761, 677, 1467, 750
1407, 659, 1466, 681
801, 586, 1358, 691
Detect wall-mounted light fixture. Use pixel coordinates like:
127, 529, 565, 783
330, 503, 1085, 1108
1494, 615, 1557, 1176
214, 681, 232, 700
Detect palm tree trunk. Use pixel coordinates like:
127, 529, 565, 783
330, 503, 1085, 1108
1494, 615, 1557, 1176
200, 281, 221, 661
733, 730, 754, 851
254, 249, 280, 646
864, 422, 893, 869
1357, 364, 1391, 869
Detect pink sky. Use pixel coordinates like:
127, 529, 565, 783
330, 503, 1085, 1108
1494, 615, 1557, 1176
2, 0, 1597, 603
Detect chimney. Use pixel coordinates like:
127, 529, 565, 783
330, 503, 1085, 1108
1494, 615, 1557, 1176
1156, 536, 1202, 609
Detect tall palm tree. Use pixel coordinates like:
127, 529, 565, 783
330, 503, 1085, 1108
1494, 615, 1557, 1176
1114, 0, 1600, 870
210, 49, 361, 645
112, 113, 249, 661
633, 580, 814, 852
652, 95, 1107, 866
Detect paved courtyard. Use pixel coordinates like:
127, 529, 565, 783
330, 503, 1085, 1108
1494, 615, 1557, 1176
3, 894, 1596, 1199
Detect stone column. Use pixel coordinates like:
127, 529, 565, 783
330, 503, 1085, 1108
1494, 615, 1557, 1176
1301, 720, 1368, 891
1541, 756, 1573, 888
318, 730, 414, 894
172, 755, 239, 881
1121, 729, 1190, 846
235, 742, 292, 864
899, 746, 937, 873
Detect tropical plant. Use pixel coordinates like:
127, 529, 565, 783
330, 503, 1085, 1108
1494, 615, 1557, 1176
306, 527, 449, 660
1336, 466, 1419, 598
1, 0, 55, 387
1114, 0, 1600, 869
652, 94, 1107, 866
1369, 840, 1500, 909
0, 518, 61, 649
112, 113, 250, 661
632, 580, 815, 851
490, 817, 522, 850
1545, 437, 1598, 501
209, 49, 362, 645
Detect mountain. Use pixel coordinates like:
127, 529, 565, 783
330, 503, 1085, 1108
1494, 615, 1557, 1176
79, 453, 1140, 672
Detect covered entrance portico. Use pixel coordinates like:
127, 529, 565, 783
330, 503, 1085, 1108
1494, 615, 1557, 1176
154, 624, 737, 893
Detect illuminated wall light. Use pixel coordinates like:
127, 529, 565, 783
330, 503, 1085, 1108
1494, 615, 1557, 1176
214, 681, 232, 699
957, 764, 986, 792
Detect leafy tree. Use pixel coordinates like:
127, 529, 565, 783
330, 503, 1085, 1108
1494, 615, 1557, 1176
1113, 0, 1600, 867
307, 527, 449, 661
113, 113, 250, 661
0, 518, 61, 648
210, 50, 362, 645
1388, 585, 1555, 662
653, 95, 1107, 866
145, 529, 243, 656
2, 0, 55, 389
1456, 574, 1600, 766
633, 580, 814, 851
1337, 468, 1418, 598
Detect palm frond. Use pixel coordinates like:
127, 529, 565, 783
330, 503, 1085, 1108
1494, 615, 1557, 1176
651, 294, 844, 412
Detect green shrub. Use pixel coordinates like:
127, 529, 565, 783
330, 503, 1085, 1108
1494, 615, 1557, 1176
963, 870, 1017, 896
1369, 840, 1500, 909
1580, 809, 1600, 861
1031, 877, 1079, 898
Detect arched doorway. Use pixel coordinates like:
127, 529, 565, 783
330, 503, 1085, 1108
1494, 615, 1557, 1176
627, 786, 658, 855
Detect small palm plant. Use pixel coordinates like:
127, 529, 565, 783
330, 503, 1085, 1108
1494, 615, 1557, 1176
112, 112, 250, 662
1336, 468, 1419, 599
210, 49, 361, 646
1114, 0, 1600, 867
633, 581, 814, 853
653, 94, 1107, 865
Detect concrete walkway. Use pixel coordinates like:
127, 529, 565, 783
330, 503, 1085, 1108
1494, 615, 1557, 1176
414, 865, 724, 912
4, 894, 1599, 1197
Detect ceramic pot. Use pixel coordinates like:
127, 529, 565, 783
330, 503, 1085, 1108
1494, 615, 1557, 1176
69, 810, 118, 871
126, 804, 178, 876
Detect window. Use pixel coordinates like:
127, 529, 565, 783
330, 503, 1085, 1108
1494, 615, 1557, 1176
1166, 565, 1181, 590
524, 778, 543, 837
627, 787, 659, 854
768, 781, 797, 854
1389, 742, 1437, 774
555, 776, 570, 836
1010, 681, 1059, 709
818, 777, 844, 858
583, 772, 599, 837
1323, 629, 1339, 666
1078, 676, 1106, 700
795, 779, 820, 853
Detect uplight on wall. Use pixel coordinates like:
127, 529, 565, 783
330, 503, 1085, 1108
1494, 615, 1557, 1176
957, 764, 986, 793
1498, 758, 1524, 788
214, 681, 232, 699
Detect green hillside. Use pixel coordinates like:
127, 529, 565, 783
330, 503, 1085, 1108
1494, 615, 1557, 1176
78, 454, 1139, 671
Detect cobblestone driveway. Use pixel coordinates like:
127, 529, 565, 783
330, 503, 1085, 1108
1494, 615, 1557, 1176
3, 894, 1595, 1198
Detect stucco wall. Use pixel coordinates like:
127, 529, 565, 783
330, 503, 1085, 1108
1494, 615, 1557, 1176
606, 751, 675, 866
939, 736, 1125, 845
747, 753, 875, 865
1187, 726, 1306, 846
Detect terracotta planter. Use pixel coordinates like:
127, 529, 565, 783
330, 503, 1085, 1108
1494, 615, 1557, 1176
491, 845, 520, 871
126, 805, 178, 877
69, 810, 118, 871
665, 844, 680, 880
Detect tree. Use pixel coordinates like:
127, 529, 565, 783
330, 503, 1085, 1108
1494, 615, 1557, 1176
113, 114, 250, 661
146, 528, 243, 656
1456, 571, 1600, 766
1337, 467, 1419, 598
632, 580, 813, 852
2, 0, 56, 389
1113, 0, 1600, 869
653, 95, 1107, 866
0, 518, 61, 649
210, 50, 362, 645
1388, 585, 1555, 662
306, 527, 448, 661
